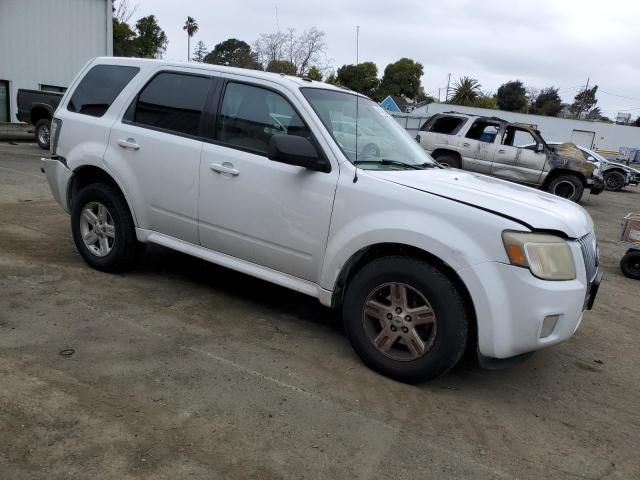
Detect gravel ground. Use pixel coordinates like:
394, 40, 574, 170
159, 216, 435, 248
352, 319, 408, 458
1, 142, 639, 479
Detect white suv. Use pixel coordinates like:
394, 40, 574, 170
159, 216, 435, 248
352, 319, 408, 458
42, 58, 601, 382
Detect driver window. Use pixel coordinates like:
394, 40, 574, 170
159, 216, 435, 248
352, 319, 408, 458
502, 126, 537, 148
216, 82, 310, 155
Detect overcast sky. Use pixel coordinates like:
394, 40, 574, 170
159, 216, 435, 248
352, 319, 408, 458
132, 0, 640, 119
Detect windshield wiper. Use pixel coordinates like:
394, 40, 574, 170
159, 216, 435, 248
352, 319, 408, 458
353, 159, 436, 170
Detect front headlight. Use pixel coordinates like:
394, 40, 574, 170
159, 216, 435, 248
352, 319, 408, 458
502, 231, 576, 280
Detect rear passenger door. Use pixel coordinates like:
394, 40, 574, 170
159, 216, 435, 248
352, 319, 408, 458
461, 120, 500, 174
104, 69, 213, 244
198, 80, 339, 282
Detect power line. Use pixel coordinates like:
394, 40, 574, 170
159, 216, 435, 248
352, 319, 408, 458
599, 90, 640, 102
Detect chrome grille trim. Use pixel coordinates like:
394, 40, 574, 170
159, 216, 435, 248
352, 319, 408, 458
577, 231, 598, 282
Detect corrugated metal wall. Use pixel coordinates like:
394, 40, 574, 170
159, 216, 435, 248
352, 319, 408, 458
0, 0, 112, 122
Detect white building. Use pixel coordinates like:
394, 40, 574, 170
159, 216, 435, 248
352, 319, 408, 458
402, 103, 640, 156
0, 0, 113, 123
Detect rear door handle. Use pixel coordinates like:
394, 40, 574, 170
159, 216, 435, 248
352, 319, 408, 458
463, 142, 470, 147
498, 149, 506, 154
209, 162, 239, 176
117, 138, 140, 150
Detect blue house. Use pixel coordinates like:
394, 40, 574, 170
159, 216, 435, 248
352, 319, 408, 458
379, 95, 414, 113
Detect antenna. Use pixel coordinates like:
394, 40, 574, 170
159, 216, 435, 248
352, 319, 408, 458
353, 25, 360, 183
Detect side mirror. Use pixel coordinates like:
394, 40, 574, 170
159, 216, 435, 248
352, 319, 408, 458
587, 156, 596, 162
535, 143, 544, 153
268, 135, 330, 173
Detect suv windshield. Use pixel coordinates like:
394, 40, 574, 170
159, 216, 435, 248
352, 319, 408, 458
301, 88, 436, 170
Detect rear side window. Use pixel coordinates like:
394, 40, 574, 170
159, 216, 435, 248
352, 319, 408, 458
427, 116, 466, 134
68, 65, 139, 117
129, 72, 210, 137
215, 82, 310, 155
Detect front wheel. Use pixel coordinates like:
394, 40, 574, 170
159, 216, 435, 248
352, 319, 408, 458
342, 256, 469, 383
547, 174, 584, 202
620, 250, 640, 280
35, 118, 51, 150
604, 171, 626, 191
71, 183, 143, 272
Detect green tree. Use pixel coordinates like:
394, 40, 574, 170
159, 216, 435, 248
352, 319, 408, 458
325, 72, 338, 85
204, 38, 260, 69
450, 76, 481, 106
531, 87, 563, 116
496, 80, 527, 112
192, 41, 208, 62
570, 85, 598, 119
306, 66, 323, 81
134, 15, 167, 58
473, 94, 498, 109
266, 60, 297, 75
378, 58, 424, 100
336, 62, 379, 98
112, 18, 137, 57
183, 16, 198, 61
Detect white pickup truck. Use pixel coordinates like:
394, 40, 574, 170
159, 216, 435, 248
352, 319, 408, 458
416, 112, 604, 202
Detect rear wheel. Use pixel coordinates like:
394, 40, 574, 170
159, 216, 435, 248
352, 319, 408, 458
620, 250, 640, 280
604, 171, 625, 191
342, 256, 469, 383
547, 174, 584, 202
434, 154, 461, 168
71, 183, 142, 272
35, 118, 51, 150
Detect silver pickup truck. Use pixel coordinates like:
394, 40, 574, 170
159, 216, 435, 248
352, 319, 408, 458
416, 112, 604, 202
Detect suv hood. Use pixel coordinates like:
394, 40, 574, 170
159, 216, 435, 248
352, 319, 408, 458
369, 168, 593, 238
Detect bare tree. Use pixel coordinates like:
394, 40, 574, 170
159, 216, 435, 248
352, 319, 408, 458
113, 0, 137, 23
254, 27, 327, 76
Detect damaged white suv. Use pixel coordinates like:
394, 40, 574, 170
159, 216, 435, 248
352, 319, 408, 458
42, 58, 601, 382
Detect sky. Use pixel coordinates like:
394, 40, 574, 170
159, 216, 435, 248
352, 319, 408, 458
130, 0, 640, 120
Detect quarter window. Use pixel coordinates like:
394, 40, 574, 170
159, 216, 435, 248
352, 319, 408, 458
68, 65, 139, 117
130, 72, 210, 136
216, 82, 310, 155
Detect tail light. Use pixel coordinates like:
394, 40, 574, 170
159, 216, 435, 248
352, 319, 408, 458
50, 117, 62, 155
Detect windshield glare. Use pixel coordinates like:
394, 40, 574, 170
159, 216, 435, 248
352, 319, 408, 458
301, 88, 436, 169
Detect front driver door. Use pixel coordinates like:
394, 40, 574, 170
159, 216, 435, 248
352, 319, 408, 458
492, 126, 546, 184
198, 80, 339, 282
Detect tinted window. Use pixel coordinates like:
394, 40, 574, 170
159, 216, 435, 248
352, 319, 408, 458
429, 116, 466, 134
131, 72, 210, 136
216, 82, 310, 154
68, 65, 139, 117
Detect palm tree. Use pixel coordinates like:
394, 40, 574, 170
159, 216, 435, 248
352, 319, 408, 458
451, 77, 481, 106
183, 16, 198, 61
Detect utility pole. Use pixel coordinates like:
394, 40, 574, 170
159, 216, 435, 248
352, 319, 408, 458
577, 77, 590, 119
445, 73, 451, 102
438, 88, 441, 103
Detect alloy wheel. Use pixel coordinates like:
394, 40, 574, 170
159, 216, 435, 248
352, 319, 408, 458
79, 202, 115, 257
362, 282, 437, 361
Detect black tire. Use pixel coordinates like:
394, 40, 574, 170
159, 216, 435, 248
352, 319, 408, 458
35, 118, 51, 150
434, 154, 461, 169
547, 174, 584, 202
620, 250, 640, 280
342, 256, 469, 383
604, 171, 626, 191
71, 183, 142, 273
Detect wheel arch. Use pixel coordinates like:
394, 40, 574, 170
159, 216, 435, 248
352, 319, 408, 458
330, 242, 478, 351
30, 105, 53, 125
68, 165, 139, 226
431, 148, 462, 163
541, 168, 586, 189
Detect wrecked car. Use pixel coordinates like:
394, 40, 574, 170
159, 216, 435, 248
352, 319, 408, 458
416, 112, 604, 202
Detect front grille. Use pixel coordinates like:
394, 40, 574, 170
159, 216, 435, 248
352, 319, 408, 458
577, 232, 598, 282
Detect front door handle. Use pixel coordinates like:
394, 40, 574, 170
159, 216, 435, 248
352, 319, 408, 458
498, 149, 506, 154
209, 162, 239, 176
117, 138, 140, 150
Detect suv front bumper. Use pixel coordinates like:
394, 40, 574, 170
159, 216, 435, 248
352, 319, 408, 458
457, 241, 597, 360
588, 175, 605, 195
